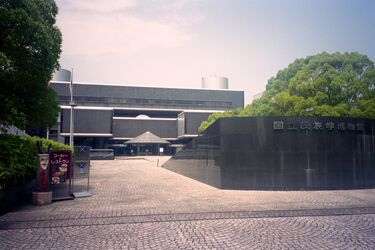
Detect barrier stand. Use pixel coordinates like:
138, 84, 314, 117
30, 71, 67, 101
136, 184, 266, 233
72, 146, 92, 198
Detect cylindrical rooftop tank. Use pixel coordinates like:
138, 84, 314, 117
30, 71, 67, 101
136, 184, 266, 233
52, 68, 71, 82
202, 76, 228, 89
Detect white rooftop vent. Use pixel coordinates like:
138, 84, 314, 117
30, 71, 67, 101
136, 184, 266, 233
202, 75, 228, 89
52, 69, 71, 82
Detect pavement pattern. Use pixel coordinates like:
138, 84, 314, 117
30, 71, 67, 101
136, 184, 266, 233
1, 156, 375, 249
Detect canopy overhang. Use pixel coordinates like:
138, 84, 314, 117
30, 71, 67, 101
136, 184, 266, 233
125, 131, 170, 145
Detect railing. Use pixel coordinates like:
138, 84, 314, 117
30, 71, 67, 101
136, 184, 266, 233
90, 149, 114, 160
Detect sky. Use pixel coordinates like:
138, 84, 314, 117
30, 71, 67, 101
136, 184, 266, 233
55, 0, 375, 104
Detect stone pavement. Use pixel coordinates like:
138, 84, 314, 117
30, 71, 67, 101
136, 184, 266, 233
1, 156, 375, 249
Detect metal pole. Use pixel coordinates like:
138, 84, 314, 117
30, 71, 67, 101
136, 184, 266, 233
87, 159, 90, 192
69, 69, 75, 197
69, 69, 75, 148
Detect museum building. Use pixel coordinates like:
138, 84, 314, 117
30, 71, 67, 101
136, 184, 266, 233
48, 72, 244, 155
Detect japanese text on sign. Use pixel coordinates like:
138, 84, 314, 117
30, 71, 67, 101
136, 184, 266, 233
273, 121, 364, 132
49, 150, 71, 185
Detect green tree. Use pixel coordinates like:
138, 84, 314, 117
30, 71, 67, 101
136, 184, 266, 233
199, 110, 235, 132
0, 0, 62, 129
199, 52, 375, 132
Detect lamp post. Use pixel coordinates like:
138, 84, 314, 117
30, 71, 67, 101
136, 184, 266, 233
69, 69, 75, 148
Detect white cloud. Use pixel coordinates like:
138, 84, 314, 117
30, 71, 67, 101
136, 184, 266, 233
56, 0, 200, 56
60, 0, 137, 13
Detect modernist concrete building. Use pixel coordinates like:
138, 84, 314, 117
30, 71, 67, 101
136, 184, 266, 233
48, 74, 244, 155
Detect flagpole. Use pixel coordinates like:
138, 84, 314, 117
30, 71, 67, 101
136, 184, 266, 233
69, 68, 75, 148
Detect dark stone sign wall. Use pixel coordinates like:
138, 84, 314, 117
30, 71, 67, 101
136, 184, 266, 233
163, 117, 375, 190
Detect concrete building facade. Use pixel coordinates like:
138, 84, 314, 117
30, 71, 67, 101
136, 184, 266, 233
49, 80, 244, 155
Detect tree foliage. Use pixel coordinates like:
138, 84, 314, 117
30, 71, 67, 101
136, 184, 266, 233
199, 52, 375, 132
0, 0, 62, 129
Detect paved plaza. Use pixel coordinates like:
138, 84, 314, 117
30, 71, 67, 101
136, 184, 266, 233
1, 157, 375, 249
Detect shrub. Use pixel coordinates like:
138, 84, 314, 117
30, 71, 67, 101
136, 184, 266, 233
0, 135, 71, 197
27, 136, 73, 152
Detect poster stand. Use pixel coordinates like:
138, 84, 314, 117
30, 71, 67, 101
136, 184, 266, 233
49, 150, 74, 201
72, 146, 92, 198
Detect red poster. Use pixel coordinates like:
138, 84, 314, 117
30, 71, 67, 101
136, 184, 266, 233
38, 154, 49, 192
49, 150, 72, 184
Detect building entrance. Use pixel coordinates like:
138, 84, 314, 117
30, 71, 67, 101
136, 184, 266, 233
125, 131, 170, 156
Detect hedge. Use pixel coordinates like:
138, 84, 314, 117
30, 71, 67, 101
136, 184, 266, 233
0, 135, 71, 198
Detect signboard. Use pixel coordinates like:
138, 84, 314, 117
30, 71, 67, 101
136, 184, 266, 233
49, 150, 72, 184
48, 150, 73, 200
73, 146, 92, 198
273, 120, 365, 132
74, 146, 90, 178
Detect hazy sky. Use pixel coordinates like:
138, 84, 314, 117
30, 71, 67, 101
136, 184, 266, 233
55, 0, 375, 104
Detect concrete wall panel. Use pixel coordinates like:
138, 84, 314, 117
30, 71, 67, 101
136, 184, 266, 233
164, 117, 375, 190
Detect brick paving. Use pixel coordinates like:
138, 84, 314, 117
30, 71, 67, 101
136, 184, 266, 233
1, 156, 375, 249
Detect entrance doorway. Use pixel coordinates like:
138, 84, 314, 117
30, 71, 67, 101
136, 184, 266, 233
125, 131, 170, 156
